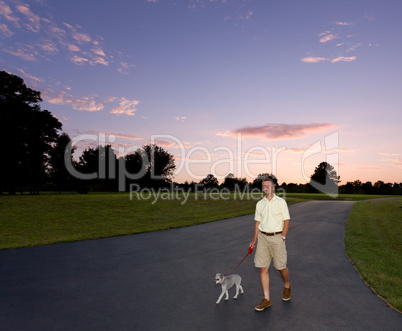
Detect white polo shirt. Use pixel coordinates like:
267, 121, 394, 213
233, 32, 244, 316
254, 194, 290, 233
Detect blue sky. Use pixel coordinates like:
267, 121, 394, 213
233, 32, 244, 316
1, 0, 401, 184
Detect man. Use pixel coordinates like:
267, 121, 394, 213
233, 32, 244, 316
249, 177, 291, 311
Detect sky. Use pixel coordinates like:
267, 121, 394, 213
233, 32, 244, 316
1, 0, 401, 185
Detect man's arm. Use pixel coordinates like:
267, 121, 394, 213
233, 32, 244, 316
250, 221, 260, 249
282, 219, 289, 240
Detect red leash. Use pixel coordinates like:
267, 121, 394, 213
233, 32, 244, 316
223, 246, 254, 276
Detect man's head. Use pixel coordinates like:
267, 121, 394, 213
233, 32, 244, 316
262, 178, 275, 196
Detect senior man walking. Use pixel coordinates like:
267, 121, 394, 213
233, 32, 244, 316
249, 177, 291, 311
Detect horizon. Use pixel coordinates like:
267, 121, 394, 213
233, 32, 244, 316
1, 0, 401, 186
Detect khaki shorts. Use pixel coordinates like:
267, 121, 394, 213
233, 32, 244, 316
254, 232, 287, 270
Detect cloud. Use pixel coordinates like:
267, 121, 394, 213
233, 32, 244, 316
301, 56, 327, 63
106, 97, 140, 116
67, 44, 80, 52
72, 96, 104, 112
355, 166, 382, 171
241, 11, 253, 20
110, 133, 143, 141
69, 129, 142, 141
334, 21, 352, 26
217, 123, 337, 140
301, 55, 357, 64
46, 89, 140, 116
16, 4, 40, 33
0, 23, 13, 37
1, 1, 133, 72
319, 31, 339, 43
71, 31, 91, 44
0, 1, 20, 24
174, 116, 187, 122
379, 152, 401, 156
117, 62, 136, 74
331, 56, 356, 63
70, 55, 89, 65
392, 159, 402, 169
16, 68, 43, 83
46, 91, 103, 112
3, 45, 37, 61
39, 40, 58, 54
381, 158, 402, 169
284, 146, 352, 154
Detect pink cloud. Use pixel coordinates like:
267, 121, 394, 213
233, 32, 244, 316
319, 31, 339, 43
331, 56, 357, 63
3, 46, 37, 61
301, 56, 327, 63
217, 123, 337, 140
16, 4, 40, 33
0, 23, 13, 37
106, 97, 139, 116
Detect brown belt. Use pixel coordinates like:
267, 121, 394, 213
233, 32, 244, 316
260, 231, 282, 236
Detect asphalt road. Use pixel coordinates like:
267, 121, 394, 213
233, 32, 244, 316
1, 201, 401, 330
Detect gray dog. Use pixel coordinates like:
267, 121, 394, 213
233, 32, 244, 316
214, 273, 244, 304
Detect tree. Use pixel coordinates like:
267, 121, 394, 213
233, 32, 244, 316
309, 162, 340, 194
221, 173, 248, 191
222, 173, 236, 190
143, 144, 176, 185
48, 133, 76, 193
122, 144, 176, 190
200, 174, 219, 188
0, 71, 62, 194
77, 145, 118, 192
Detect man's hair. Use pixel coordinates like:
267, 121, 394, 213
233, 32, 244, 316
261, 177, 276, 187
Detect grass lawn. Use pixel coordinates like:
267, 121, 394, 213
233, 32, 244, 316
345, 198, 402, 312
1, 192, 400, 250
0, 192, 276, 249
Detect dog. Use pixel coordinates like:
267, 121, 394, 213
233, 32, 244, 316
214, 273, 244, 304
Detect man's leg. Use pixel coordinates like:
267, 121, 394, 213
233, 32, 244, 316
279, 267, 291, 301
279, 267, 290, 288
255, 267, 272, 311
260, 267, 270, 300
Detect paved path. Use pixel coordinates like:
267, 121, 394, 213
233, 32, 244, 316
1, 201, 401, 330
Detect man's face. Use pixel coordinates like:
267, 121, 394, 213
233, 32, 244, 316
262, 181, 274, 195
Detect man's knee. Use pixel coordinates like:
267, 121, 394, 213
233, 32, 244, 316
260, 267, 269, 274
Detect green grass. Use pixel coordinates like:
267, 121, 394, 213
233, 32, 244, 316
345, 198, 402, 312
1, 192, 400, 250
0, 192, 271, 249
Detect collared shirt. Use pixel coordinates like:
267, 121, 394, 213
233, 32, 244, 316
254, 194, 290, 233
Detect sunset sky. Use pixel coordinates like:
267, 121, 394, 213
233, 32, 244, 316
1, 0, 401, 185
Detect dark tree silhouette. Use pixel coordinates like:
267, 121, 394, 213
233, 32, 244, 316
48, 133, 76, 193
121, 144, 176, 190
200, 174, 219, 188
77, 145, 118, 192
309, 162, 340, 194
221, 173, 248, 191
0, 71, 62, 194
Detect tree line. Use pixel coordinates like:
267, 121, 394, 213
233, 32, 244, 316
1, 71, 401, 195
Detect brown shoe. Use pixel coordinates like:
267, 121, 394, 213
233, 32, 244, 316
255, 298, 272, 311
282, 285, 292, 301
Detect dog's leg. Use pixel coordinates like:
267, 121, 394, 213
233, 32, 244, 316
225, 290, 229, 301
234, 284, 239, 299
239, 284, 244, 294
216, 288, 225, 304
